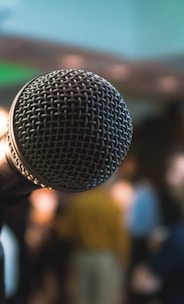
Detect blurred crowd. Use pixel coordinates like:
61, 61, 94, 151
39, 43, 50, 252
2, 144, 184, 304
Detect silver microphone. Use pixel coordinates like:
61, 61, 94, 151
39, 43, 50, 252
0, 69, 133, 199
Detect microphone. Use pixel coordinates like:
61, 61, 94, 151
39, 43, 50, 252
0, 69, 133, 201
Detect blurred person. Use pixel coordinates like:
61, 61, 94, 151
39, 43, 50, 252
118, 156, 161, 264
127, 178, 161, 264
54, 184, 130, 304
130, 147, 184, 304
3, 199, 30, 303
48, 191, 74, 304
22, 189, 61, 303
1, 225, 19, 303
0, 242, 4, 303
115, 156, 162, 304
24, 189, 73, 304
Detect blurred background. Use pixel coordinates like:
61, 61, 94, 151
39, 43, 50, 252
1, 0, 184, 303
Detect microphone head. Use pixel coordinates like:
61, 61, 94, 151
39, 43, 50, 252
8, 69, 133, 192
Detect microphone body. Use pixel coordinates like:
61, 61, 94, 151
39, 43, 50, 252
0, 137, 39, 199
0, 69, 133, 202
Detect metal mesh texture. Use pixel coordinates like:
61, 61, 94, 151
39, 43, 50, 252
8, 69, 133, 192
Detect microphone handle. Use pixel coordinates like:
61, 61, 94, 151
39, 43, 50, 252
0, 136, 39, 204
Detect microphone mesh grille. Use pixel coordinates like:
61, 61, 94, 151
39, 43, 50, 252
9, 69, 133, 192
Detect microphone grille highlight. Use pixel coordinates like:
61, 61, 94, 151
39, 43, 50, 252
8, 69, 133, 192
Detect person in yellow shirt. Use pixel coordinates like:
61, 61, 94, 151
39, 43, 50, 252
55, 184, 131, 304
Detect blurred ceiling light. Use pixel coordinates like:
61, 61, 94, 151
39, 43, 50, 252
0, 107, 8, 138
60, 54, 85, 69
156, 75, 178, 93
108, 63, 131, 81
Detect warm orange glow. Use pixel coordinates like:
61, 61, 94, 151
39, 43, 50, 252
107, 63, 132, 81
29, 209, 54, 225
60, 54, 85, 69
29, 188, 58, 224
30, 188, 58, 212
165, 155, 184, 186
0, 108, 8, 138
0, 141, 5, 161
0, 138, 9, 162
110, 180, 134, 211
156, 75, 178, 93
